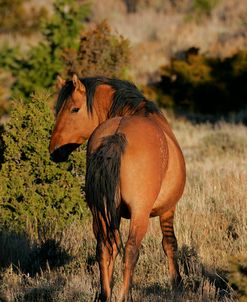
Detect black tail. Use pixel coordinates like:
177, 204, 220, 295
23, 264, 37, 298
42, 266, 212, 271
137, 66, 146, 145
85, 133, 127, 252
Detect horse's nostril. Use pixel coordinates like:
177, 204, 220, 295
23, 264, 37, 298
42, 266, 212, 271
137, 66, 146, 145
50, 148, 62, 162
50, 150, 60, 162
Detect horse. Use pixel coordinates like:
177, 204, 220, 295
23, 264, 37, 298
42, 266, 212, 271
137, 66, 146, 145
49, 74, 186, 301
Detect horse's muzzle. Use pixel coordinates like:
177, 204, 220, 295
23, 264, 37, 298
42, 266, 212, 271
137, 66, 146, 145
50, 143, 80, 162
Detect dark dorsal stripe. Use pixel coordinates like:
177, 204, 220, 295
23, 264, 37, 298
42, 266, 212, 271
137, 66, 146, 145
55, 77, 160, 117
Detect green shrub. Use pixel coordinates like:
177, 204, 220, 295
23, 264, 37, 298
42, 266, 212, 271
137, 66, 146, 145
0, 92, 88, 240
0, 0, 90, 98
62, 21, 130, 79
183, 0, 221, 21
159, 48, 247, 114
191, 0, 220, 16
0, 2, 130, 106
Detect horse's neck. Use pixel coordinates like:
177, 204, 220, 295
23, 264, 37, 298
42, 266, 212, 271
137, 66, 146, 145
94, 85, 114, 123
93, 86, 175, 141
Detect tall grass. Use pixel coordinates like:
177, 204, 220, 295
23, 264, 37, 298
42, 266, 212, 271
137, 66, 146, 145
0, 119, 246, 301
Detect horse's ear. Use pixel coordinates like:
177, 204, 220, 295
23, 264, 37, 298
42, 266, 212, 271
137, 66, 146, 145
72, 74, 85, 92
57, 75, 66, 89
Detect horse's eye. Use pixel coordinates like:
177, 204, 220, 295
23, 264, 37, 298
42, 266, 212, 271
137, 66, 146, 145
71, 107, 80, 113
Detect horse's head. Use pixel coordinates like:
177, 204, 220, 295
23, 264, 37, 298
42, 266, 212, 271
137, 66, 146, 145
49, 74, 99, 162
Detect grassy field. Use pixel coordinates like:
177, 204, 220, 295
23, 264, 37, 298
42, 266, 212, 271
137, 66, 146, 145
0, 117, 246, 301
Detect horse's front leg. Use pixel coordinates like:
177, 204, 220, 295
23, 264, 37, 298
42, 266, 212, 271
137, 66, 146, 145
118, 215, 149, 302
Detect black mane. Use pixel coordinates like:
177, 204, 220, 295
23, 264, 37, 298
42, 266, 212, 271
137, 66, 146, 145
55, 77, 159, 117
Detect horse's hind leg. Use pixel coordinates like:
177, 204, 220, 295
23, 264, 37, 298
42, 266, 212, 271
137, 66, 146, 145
94, 221, 120, 301
159, 207, 181, 288
96, 240, 119, 301
118, 215, 149, 302
107, 231, 121, 291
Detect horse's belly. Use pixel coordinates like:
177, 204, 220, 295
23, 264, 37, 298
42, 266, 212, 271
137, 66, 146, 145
151, 136, 186, 217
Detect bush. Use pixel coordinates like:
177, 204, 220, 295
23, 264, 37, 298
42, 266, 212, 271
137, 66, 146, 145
0, 92, 88, 240
229, 256, 247, 301
0, 70, 13, 117
191, 0, 220, 17
62, 21, 130, 79
0, 0, 47, 35
159, 48, 247, 114
0, 3, 130, 114
0, 0, 90, 98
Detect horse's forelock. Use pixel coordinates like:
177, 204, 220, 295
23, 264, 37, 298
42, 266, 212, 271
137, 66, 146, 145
55, 81, 74, 116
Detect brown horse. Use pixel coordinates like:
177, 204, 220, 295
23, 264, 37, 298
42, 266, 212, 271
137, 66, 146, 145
49, 75, 186, 301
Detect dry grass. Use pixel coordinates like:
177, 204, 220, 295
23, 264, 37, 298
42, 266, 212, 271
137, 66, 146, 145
0, 118, 246, 301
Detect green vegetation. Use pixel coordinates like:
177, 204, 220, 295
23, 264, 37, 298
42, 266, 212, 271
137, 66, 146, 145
0, 2, 130, 117
229, 256, 247, 302
62, 21, 130, 79
159, 48, 247, 114
191, 0, 220, 17
0, 92, 87, 239
0, 0, 90, 98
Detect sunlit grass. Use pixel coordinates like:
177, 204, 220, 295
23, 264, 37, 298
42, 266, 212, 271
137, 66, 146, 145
0, 119, 246, 301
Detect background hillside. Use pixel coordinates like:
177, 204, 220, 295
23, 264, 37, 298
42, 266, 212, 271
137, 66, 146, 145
92, 0, 247, 83
7, 0, 245, 83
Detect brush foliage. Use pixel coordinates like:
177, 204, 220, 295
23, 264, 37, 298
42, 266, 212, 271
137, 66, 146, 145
159, 48, 247, 114
0, 92, 87, 239
62, 21, 130, 79
0, 0, 90, 98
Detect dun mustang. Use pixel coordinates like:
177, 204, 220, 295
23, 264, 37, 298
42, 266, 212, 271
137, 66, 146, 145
49, 75, 186, 301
